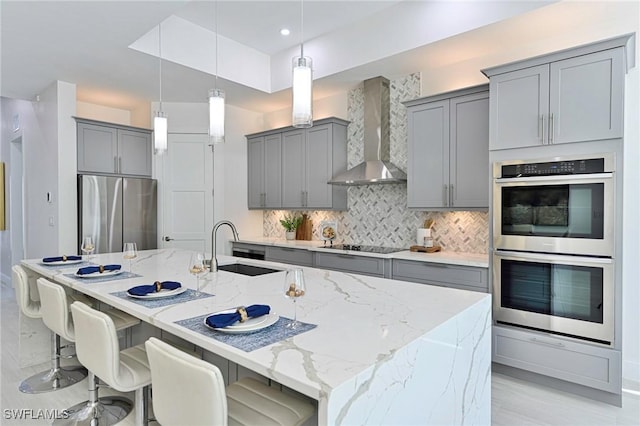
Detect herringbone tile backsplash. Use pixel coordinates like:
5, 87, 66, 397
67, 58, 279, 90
262, 73, 489, 254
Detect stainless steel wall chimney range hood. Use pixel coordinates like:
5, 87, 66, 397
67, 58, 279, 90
329, 76, 407, 185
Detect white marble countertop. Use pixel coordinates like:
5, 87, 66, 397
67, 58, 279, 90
22, 249, 491, 424
235, 236, 489, 267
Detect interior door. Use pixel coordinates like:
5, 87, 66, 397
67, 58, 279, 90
161, 134, 213, 252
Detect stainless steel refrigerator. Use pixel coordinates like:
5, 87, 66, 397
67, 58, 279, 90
77, 175, 157, 254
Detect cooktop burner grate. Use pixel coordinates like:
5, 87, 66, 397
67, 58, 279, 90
320, 243, 404, 254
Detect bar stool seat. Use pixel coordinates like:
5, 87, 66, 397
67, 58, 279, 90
13, 265, 86, 394
71, 301, 151, 426
145, 337, 315, 426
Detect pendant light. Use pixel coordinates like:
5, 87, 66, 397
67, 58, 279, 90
292, 0, 313, 128
209, 0, 225, 144
154, 22, 168, 154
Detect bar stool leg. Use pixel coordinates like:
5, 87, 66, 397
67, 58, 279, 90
54, 372, 132, 426
19, 332, 87, 394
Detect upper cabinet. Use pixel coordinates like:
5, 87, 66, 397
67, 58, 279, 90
247, 133, 282, 209
246, 117, 349, 210
404, 85, 489, 209
482, 35, 632, 150
76, 118, 152, 177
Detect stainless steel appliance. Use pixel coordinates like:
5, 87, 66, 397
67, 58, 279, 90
492, 153, 616, 345
493, 250, 614, 345
493, 153, 615, 257
78, 174, 157, 254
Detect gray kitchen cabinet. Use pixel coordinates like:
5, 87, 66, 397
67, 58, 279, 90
265, 246, 314, 267
247, 134, 282, 209
493, 325, 621, 394
246, 117, 348, 210
315, 252, 386, 277
404, 85, 489, 209
484, 42, 626, 150
76, 118, 152, 177
391, 259, 488, 293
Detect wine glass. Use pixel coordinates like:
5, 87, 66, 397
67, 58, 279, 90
81, 236, 95, 261
283, 268, 306, 329
189, 253, 207, 296
123, 242, 138, 273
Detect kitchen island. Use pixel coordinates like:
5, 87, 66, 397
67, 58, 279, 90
22, 248, 491, 425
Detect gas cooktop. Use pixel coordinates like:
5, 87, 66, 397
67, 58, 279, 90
319, 244, 405, 254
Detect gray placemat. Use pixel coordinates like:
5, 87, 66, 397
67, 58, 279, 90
64, 271, 141, 283
175, 314, 317, 352
110, 289, 214, 308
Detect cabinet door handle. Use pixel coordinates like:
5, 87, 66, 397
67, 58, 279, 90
539, 115, 544, 144
118, 157, 122, 173
450, 184, 454, 207
114, 156, 118, 173
305, 191, 308, 207
443, 185, 448, 207
549, 113, 555, 144
337, 254, 356, 259
301, 191, 305, 207
163, 236, 174, 241
529, 337, 565, 348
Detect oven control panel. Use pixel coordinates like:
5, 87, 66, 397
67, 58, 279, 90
501, 158, 605, 178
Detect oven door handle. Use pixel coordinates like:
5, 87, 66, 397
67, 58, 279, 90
495, 172, 613, 184
494, 250, 614, 264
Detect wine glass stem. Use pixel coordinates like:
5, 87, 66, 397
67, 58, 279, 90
129, 259, 133, 273
293, 298, 297, 325
195, 275, 200, 296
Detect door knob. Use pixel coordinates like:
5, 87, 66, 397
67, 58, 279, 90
163, 236, 173, 241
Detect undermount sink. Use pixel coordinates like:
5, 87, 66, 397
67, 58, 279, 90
217, 263, 281, 276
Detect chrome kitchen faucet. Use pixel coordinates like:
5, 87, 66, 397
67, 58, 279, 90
209, 220, 239, 272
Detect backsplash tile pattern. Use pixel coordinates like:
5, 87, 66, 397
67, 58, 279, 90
262, 73, 489, 254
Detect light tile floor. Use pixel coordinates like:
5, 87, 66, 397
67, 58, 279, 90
2, 280, 638, 425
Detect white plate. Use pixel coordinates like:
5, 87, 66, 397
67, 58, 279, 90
320, 220, 337, 241
204, 309, 279, 334
127, 286, 186, 299
74, 269, 124, 278
40, 259, 84, 266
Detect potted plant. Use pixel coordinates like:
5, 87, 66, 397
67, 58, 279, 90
280, 213, 303, 240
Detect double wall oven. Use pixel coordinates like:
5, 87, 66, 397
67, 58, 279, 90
492, 153, 615, 345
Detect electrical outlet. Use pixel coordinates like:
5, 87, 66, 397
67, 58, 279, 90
49, 217, 54, 226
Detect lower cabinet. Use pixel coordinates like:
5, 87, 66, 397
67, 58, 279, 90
314, 252, 386, 277
391, 259, 488, 292
265, 246, 314, 267
493, 325, 621, 394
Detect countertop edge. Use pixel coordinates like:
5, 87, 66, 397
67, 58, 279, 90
233, 237, 489, 268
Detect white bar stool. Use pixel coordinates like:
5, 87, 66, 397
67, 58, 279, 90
145, 337, 315, 426
12, 265, 87, 393
71, 301, 152, 426
37, 278, 141, 425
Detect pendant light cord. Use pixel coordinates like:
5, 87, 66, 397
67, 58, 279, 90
300, 0, 304, 58
158, 23, 163, 112
215, 0, 218, 88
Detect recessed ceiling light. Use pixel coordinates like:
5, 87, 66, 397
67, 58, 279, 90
280, 28, 290, 36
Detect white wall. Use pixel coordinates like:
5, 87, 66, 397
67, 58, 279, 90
263, 91, 348, 130
57, 82, 77, 255
76, 101, 131, 125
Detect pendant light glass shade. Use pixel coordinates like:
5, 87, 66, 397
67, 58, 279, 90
154, 112, 168, 154
292, 56, 313, 128
209, 88, 225, 144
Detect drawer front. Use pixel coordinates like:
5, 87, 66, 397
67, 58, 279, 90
315, 252, 385, 277
265, 246, 313, 267
392, 260, 488, 292
232, 243, 267, 253
493, 326, 621, 393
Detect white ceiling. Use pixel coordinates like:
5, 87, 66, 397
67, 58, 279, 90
3, 0, 623, 115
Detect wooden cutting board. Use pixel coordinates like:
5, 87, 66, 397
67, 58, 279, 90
296, 214, 313, 240
409, 245, 442, 253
